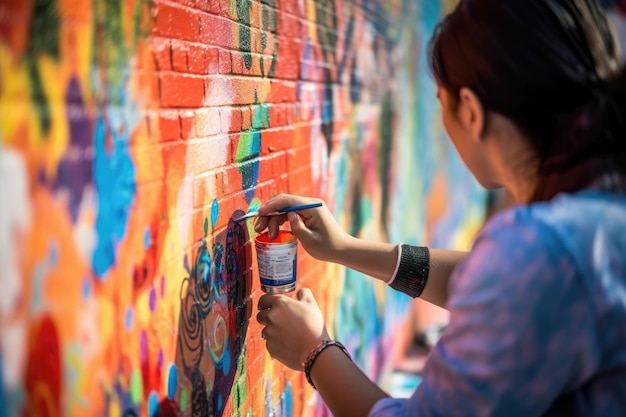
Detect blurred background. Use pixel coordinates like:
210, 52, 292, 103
1, 0, 625, 416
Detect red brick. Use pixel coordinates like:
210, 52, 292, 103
249, 0, 262, 29
287, 168, 302, 194
254, 182, 272, 203
205, 78, 263, 106
208, 0, 221, 14
171, 40, 188, 72
261, 128, 292, 155
250, 26, 262, 54
158, 110, 181, 141
214, 197, 237, 231
287, 145, 310, 170
180, 110, 195, 139
268, 104, 285, 127
190, 208, 207, 243
266, 79, 296, 104
282, 0, 301, 17
271, 152, 288, 176
186, 44, 204, 74
218, 0, 235, 19
195, 108, 220, 137
278, 12, 301, 38
192, 173, 219, 209
273, 37, 300, 80
220, 107, 242, 133
277, 57, 299, 81
257, 157, 273, 183
278, 174, 289, 194
214, 170, 225, 197
241, 107, 252, 131
171, 0, 197, 7
204, 47, 220, 75
221, 166, 242, 196
198, 13, 235, 49
151, 37, 172, 71
152, 3, 200, 42
219, 49, 231, 74
185, 135, 230, 173
178, 0, 214, 12
231, 51, 244, 75
159, 72, 205, 108
161, 143, 187, 179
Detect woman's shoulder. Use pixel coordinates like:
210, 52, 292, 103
479, 190, 626, 244
461, 190, 626, 301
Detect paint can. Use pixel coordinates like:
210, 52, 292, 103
255, 230, 297, 294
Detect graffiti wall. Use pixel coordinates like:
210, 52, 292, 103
0, 0, 494, 416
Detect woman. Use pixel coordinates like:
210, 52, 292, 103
254, 1, 626, 415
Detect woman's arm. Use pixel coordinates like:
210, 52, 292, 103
310, 344, 390, 417
329, 236, 468, 308
257, 290, 390, 416
254, 194, 469, 308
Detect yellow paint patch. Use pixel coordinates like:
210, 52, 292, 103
0, 45, 40, 144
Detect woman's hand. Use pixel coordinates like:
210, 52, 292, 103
256, 288, 329, 370
253, 194, 353, 263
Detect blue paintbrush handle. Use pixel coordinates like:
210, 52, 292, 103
274, 203, 323, 214
234, 202, 323, 222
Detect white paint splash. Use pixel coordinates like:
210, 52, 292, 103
0, 145, 31, 388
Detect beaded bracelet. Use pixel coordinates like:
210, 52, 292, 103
302, 340, 352, 389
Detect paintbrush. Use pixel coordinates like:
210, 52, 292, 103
233, 203, 323, 222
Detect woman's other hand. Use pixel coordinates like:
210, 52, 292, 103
256, 288, 329, 370
253, 194, 353, 263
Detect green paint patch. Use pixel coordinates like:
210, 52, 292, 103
252, 104, 270, 130
130, 369, 143, 405
232, 347, 249, 415
236, 131, 261, 163
236, 0, 253, 69
26, 0, 60, 136
180, 388, 188, 412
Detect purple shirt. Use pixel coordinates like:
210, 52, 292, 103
371, 191, 626, 416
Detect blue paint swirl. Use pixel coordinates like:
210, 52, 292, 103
92, 114, 137, 278
167, 363, 178, 399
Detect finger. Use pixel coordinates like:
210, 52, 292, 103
254, 215, 269, 233
256, 309, 270, 325
258, 294, 278, 310
256, 194, 306, 216
267, 216, 286, 240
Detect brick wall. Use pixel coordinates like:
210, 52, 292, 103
9, 0, 624, 416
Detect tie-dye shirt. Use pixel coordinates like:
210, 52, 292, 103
370, 190, 626, 417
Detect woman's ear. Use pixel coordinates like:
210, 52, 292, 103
458, 87, 485, 143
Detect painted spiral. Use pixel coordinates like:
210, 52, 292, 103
193, 243, 213, 318
178, 279, 203, 373
207, 315, 227, 365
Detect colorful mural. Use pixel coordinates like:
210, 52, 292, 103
17, 0, 621, 415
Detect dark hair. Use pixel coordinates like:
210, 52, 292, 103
429, 0, 626, 201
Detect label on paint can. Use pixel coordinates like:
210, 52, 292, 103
255, 230, 297, 293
